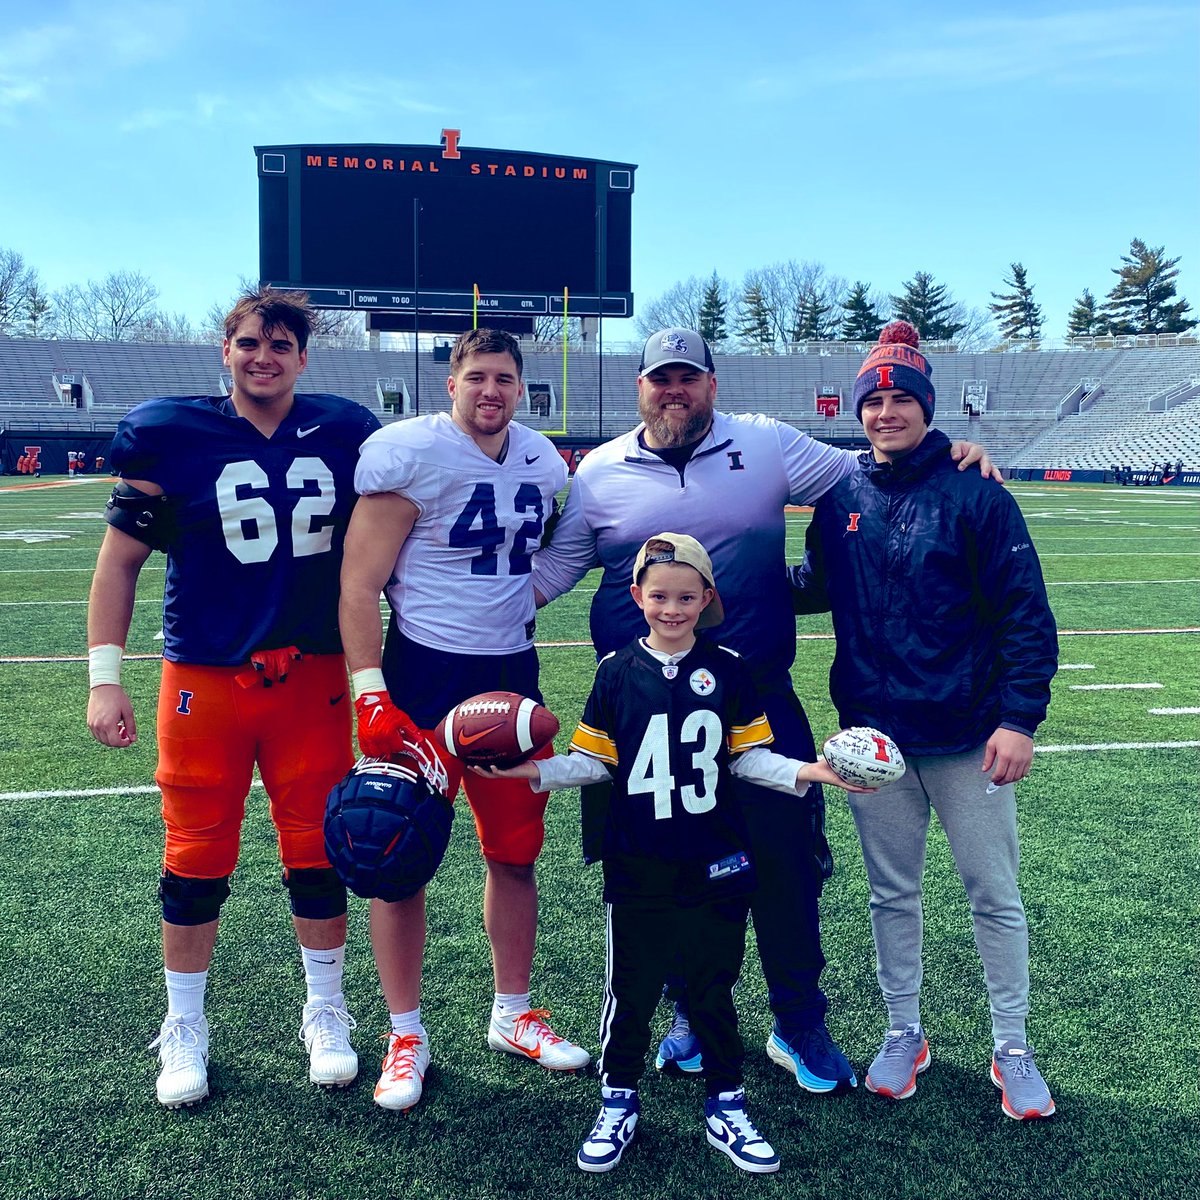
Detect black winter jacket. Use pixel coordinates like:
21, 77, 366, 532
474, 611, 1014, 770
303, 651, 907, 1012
790, 430, 1057, 756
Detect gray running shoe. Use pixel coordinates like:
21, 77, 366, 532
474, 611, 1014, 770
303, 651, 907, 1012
864, 1026, 930, 1100
991, 1041, 1056, 1119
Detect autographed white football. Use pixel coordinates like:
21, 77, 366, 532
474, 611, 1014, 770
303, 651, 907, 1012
822, 727, 906, 788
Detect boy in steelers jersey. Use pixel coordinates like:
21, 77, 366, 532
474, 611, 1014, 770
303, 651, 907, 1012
480, 533, 868, 1175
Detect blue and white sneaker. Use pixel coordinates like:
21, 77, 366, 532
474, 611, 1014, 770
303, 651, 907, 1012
577, 1089, 639, 1173
655, 1007, 703, 1074
704, 1089, 780, 1174
766, 1022, 857, 1092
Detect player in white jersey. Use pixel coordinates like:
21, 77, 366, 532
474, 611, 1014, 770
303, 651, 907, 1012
339, 328, 588, 1114
355, 411, 565, 656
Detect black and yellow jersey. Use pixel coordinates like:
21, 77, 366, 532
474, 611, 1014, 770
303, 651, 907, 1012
572, 634, 773, 903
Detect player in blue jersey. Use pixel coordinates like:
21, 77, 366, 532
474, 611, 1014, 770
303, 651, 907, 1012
338, 328, 589, 1114
532, 327, 998, 1096
85, 287, 380, 1108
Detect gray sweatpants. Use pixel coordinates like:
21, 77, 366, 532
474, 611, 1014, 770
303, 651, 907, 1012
846, 745, 1030, 1044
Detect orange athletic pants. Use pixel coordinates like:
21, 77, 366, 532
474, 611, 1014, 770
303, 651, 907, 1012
156, 655, 353, 878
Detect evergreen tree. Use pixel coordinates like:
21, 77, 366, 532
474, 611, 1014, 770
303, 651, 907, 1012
1066, 289, 1103, 338
790, 284, 837, 342
22, 282, 51, 338
841, 281, 884, 341
698, 271, 728, 347
890, 271, 965, 342
989, 262, 1043, 340
1102, 238, 1195, 334
736, 284, 774, 353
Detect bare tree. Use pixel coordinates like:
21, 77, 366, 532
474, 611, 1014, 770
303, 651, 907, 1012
635, 276, 709, 337
90, 270, 161, 340
310, 308, 367, 350
49, 283, 99, 340
50, 271, 162, 341
135, 310, 200, 343
948, 304, 997, 351
0, 247, 38, 335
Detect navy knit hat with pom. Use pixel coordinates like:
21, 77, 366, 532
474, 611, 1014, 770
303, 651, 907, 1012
853, 321, 935, 423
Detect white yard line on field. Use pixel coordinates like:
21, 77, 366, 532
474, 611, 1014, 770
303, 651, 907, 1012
1069, 683, 1163, 690
1045, 579, 1200, 586
1034, 741, 1200, 752
6, 745, 1200, 804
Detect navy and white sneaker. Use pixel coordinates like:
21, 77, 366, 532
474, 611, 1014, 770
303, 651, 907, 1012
655, 1007, 703, 1074
577, 1088, 639, 1173
704, 1089, 780, 1174
766, 1022, 857, 1092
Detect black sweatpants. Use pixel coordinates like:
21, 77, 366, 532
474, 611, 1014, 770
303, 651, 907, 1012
598, 894, 749, 1097
665, 685, 830, 1040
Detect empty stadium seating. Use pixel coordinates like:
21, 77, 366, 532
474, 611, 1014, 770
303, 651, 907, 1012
2, 336, 1198, 469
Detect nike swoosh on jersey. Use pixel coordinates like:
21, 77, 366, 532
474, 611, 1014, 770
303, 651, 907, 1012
329, 692, 346, 706
297, 425, 321, 438
457, 722, 507, 746
524, 454, 540, 464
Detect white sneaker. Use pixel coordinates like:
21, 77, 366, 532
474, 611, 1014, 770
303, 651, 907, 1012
487, 1007, 591, 1071
149, 1013, 209, 1108
577, 1090, 639, 1172
704, 1089, 780, 1174
299, 995, 358, 1088
374, 1031, 431, 1112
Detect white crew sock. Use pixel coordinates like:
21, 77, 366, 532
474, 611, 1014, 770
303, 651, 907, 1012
492, 991, 531, 1021
164, 968, 207, 1018
301, 943, 346, 1004
389, 1008, 424, 1038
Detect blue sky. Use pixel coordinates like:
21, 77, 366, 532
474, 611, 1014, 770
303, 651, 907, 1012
2, 0, 1196, 342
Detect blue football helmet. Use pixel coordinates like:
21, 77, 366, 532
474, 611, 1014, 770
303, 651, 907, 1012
324, 741, 453, 903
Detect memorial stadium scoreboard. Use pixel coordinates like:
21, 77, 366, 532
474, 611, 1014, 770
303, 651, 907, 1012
255, 133, 636, 322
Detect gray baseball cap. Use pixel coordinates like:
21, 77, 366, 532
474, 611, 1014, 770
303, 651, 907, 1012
638, 328, 715, 377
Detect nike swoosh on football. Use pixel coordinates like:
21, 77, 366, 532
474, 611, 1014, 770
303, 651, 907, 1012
524, 454, 540, 464
329, 692, 346, 706
458, 722, 507, 746
498, 1033, 540, 1058
297, 425, 321, 438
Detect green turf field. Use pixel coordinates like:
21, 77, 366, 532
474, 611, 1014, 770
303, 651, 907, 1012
1, 476, 1197, 1200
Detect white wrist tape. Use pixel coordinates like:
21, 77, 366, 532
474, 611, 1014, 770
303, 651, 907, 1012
350, 667, 387, 702
89, 643, 124, 688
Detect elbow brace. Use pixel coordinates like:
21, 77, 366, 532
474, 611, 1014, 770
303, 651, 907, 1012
105, 481, 175, 551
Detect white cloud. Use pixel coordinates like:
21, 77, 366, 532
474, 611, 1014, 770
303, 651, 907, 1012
0, 3, 192, 117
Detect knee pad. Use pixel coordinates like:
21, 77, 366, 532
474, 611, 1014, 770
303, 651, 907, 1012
282, 866, 347, 920
159, 869, 230, 926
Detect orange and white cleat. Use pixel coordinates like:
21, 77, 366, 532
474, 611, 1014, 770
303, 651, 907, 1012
488, 1008, 590, 1071
374, 1031, 431, 1112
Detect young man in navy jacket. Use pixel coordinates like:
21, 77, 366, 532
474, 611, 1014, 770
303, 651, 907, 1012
791, 322, 1059, 1120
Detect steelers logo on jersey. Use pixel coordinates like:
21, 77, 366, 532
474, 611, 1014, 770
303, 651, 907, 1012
689, 668, 716, 695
